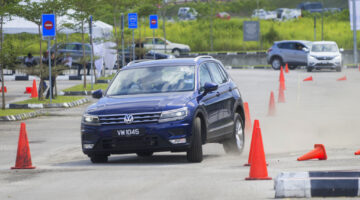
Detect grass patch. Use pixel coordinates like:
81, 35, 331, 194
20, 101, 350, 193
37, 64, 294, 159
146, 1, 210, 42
62, 83, 108, 92
0, 109, 35, 116
14, 96, 85, 104
98, 73, 116, 81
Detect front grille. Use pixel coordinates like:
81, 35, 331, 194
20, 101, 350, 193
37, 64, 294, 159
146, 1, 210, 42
316, 56, 334, 60
99, 112, 161, 125
102, 136, 159, 149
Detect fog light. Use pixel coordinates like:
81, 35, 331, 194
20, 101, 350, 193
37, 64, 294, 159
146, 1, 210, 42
83, 144, 94, 149
169, 138, 186, 144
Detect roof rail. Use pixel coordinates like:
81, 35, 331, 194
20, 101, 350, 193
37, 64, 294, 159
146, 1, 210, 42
194, 55, 213, 62
126, 59, 152, 66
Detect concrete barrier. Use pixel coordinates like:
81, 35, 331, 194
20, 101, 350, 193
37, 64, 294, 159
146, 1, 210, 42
275, 171, 360, 198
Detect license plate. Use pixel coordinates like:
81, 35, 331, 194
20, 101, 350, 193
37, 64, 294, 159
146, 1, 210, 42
320, 61, 329, 64
115, 129, 143, 137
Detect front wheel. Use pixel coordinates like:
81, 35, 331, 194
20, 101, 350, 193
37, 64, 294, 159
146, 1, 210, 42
307, 67, 313, 72
187, 117, 203, 163
223, 113, 245, 155
90, 155, 108, 163
172, 49, 181, 57
336, 67, 342, 72
271, 57, 282, 70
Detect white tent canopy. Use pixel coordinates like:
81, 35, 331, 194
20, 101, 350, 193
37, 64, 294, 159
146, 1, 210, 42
2, 15, 113, 39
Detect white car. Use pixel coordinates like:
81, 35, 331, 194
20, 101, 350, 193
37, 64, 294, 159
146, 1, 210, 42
143, 37, 191, 56
252, 9, 277, 20
307, 41, 343, 72
276, 8, 302, 20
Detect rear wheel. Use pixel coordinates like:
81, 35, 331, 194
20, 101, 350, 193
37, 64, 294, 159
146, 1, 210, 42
172, 49, 181, 57
90, 155, 108, 163
187, 117, 203, 163
307, 67, 313, 72
271, 57, 282, 70
223, 113, 245, 155
136, 152, 154, 157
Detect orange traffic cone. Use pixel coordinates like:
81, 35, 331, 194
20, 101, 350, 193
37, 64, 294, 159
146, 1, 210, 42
244, 120, 259, 166
303, 76, 313, 81
279, 79, 286, 91
278, 87, 285, 103
245, 126, 272, 180
279, 66, 285, 82
0, 86, 6, 93
355, 150, 360, 155
11, 123, 35, 169
268, 91, 276, 116
31, 79, 38, 98
297, 144, 327, 161
285, 63, 289, 73
337, 76, 347, 81
243, 102, 252, 134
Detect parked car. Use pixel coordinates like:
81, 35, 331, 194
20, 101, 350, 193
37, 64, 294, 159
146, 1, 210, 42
81, 56, 246, 163
252, 9, 277, 20
306, 41, 343, 72
178, 7, 198, 20
216, 12, 231, 20
50, 42, 92, 69
144, 50, 175, 60
297, 2, 323, 13
143, 37, 191, 56
267, 40, 312, 70
275, 8, 301, 20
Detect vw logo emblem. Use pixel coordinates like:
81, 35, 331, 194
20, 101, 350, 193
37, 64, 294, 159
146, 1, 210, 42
124, 114, 134, 124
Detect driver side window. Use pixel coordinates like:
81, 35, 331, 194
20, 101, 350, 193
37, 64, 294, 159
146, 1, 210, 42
199, 64, 213, 90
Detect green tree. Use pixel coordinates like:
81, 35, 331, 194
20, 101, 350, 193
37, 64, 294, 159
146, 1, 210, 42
65, 0, 98, 89
0, 0, 21, 109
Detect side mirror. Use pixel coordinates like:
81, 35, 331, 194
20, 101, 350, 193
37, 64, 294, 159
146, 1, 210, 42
340, 48, 344, 52
302, 47, 309, 53
203, 82, 218, 94
92, 89, 103, 99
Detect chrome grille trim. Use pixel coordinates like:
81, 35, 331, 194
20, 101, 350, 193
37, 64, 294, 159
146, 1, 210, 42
98, 112, 161, 125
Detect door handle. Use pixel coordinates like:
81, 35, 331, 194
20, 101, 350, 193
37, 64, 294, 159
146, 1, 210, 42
216, 92, 220, 97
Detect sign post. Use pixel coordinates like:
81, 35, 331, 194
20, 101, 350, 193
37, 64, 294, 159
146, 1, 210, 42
149, 15, 158, 60
121, 13, 125, 68
243, 21, 259, 42
42, 14, 56, 103
89, 15, 94, 90
128, 13, 138, 61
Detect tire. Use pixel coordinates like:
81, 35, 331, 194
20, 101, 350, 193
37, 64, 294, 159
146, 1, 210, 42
187, 117, 203, 163
307, 67, 313, 72
90, 155, 108, 163
172, 49, 181, 57
271, 57, 282, 70
223, 113, 245, 155
336, 67, 342, 72
289, 65, 297, 70
136, 152, 154, 157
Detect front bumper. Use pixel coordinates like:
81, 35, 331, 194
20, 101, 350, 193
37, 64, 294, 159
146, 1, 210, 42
81, 120, 192, 155
308, 59, 341, 70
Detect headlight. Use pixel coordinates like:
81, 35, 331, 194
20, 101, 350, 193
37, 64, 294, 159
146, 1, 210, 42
334, 55, 341, 60
309, 55, 317, 59
159, 107, 188, 123
82, 114, 100, 125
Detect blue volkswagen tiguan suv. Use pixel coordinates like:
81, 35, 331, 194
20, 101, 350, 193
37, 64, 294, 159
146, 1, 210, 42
81, 56, 245, 163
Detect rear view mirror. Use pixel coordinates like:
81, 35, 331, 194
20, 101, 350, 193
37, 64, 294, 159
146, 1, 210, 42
92, 89, 103, 99
302, 47, 309, 53
339, 48, 344, 52
203, 82, 218, 94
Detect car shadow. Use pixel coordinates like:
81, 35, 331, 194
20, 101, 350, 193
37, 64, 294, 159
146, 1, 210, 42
55, 154, 221, 167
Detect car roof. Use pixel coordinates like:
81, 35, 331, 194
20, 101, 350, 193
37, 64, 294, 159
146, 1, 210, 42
123, 57, 215, 69
311, 41, 337, 45
275, 40, 311, 44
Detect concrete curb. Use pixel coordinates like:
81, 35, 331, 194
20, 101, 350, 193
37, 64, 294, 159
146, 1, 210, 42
275, 171, 360, 198
95, 79, 110, 84
0, 110, 44, 121
63, 91, 93, 96
8, 98, 90, 109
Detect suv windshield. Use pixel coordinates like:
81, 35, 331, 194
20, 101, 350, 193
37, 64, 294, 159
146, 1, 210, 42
107, 65, 195, 95
311, 44, 338, 52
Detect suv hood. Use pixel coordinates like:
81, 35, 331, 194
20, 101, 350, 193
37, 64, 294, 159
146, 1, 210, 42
309, 52, 340, 57
86, 92, 194, 115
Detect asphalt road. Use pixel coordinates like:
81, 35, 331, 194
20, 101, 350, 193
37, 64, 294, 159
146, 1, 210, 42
1, 68, 360, 199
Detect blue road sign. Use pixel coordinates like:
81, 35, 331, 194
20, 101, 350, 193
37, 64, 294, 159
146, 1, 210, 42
42, 14, 56, 37
128, 13, 138, 29
149, 15, 158, 29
